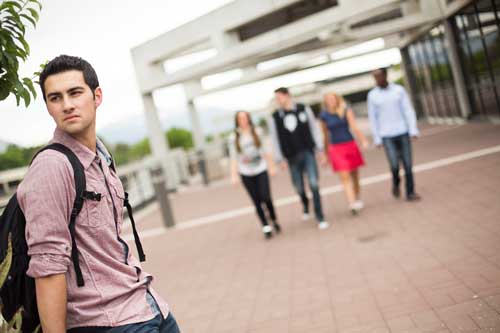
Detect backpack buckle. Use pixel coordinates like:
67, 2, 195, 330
82, 191, 102, 201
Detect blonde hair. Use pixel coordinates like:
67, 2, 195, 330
324, 92, 347, 118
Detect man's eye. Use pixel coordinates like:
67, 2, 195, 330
71, 91, 82, 96
50, 96, 60, 102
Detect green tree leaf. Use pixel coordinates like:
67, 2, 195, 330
0, 0, 42, 107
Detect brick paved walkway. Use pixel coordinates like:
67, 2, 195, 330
129, 123, 500, 333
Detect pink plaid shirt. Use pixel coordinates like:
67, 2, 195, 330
17, 128, 169, 329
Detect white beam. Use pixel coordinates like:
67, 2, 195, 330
140, 0, 401, 92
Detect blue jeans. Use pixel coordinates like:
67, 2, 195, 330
288, 150, 324, 221
105, 313, 180, 333
382, 133, 415, 197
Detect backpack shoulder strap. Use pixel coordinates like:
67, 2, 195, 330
31, 143, 86, 287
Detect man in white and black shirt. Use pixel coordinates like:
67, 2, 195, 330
269, 87, 329, 230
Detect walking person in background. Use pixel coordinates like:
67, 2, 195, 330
320, 92, 369, 215
367, 67, 422, 201
230, 111, 281, 239
269, 87, 329, 230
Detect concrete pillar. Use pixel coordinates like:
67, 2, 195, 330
183, 81, 209, 184
187, 100, 209, 185
400, 47, 424, 118
141, 93, 179, 189
187, 100, 205, 151
443, 19, 471, 119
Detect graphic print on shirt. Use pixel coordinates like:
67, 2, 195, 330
240, 139, 262, 166
284, 113, 298, 132
298, 111, 308, 123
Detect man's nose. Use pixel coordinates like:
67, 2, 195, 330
62, 96, 75, 112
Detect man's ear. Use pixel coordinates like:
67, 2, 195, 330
94, 87, 103, 108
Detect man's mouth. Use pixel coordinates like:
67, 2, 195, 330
64, 115, 80, 122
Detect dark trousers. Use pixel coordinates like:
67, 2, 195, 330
382, 133, 415, 197
241, 171, 277, 226
288, 150, 324, 221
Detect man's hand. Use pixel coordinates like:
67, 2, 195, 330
268, 165, 277, 177
36, 274, 67, 333
280, 161, 288, 170
411, 135, 419, 141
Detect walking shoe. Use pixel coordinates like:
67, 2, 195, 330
302, 212, 311, 221
392, 186, 401, 198
406, 193, 422, 202
262, 225, 273, 239
318, 221, 330, 230
272, 222, 281, 234
349, 201, 364, 215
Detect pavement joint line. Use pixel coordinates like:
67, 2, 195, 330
122, 144, 500, 242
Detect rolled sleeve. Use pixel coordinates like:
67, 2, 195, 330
17, 152, 74, 278
28, 253, 71, 278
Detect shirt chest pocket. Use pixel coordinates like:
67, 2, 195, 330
81, 181, 111, 228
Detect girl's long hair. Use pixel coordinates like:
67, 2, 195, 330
324, 92, 347, 118
234, 111, 261, 153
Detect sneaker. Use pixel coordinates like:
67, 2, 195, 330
406, 193, 422, 202
302, 212, 311, 221
318, 221, 330, 230
272, 222, 281, 234
349, 201, 364, 215
262, 225, 273, 239
354, 200, 364, 210
392, 186, 401, 198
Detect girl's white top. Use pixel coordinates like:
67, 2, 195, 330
229, 127, 269, 176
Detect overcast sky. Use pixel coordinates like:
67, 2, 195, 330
0, 0, 401, 147
0, 0, 234, 146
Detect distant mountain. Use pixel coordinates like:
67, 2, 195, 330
97, 107, 236, 145
0, 140, 12, 153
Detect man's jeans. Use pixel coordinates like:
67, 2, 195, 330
288, 150, 325, 221
105, 313, 180, 333
382, 133, 415, 197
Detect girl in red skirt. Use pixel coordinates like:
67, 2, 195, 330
320, 92, 369, 215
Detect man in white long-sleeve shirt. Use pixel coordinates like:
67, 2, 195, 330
269, 87, 329, 229
367, 68, 421, 201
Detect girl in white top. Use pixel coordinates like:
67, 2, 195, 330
229, 111, 281, 239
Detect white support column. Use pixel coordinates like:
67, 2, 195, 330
443, 19, 471, 119
400, 47, 424, 118
183, 81, 205, 151
142, 93, 179, 189
183, 81, 209, 184
187, 100, 205, 151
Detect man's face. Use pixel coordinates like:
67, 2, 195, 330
44, 70, 102, 137
373, 70, 388, 88
274, 92, 291, 109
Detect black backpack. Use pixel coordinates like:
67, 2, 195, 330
0, 143, 145, 332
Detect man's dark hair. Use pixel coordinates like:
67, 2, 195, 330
376, 67, 388, 75
39, 55, 99, 101
274, 87, 290, 95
